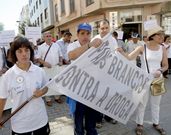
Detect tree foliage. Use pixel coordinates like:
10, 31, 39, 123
18, 21, 35, 35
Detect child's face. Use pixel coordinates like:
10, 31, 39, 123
16, 47, 31, 64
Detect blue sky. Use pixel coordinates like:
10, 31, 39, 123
0, 0, 28, 33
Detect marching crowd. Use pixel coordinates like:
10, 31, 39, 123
0, 19, 171, 135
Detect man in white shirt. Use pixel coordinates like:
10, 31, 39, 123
92, 19, 118, 53
92, 19, 119, 125
127, 33, 143, 53
56, 32, 72, 64
37, 32, 63, 106
127, 33, 143, 66
112, 31, 128, 52
67, 23, 102, 135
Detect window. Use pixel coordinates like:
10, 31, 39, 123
37, 17, 39, 26
163, 16, 171, 34
29, 0, 31, 6
55, 4, 58, 22
70, 0, 75, 13
86, 0, 94, 7
39, 0, 41, 5
29, 0, 32, 5
61, 0, 65, 14
120, 9, 142, 23
40, 13, 43, 23
34, 6, 35, 13
35, 20, 37, 26
44, 8, 48, 19
36, 1, 38, 9
31, 10, 33, 17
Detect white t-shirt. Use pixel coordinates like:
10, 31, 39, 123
67, 40, 81, 55
0, 62, 48, 133
91, 34, 118, 53
168, 46, 171, 58
163, 43, 171, 58
37, 42, 62, 66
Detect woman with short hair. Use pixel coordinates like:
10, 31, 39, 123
0, 36, 50, 135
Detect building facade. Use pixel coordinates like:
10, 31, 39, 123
28, 0, 55, 36
18, 5, 30, 34
161, 1, 171, 35
52, 0, 171, 41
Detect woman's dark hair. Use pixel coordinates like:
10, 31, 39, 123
112, 31, 118, 37
10, 36, 34, 63
63, 31, 72, 37
164, 35, 170, 42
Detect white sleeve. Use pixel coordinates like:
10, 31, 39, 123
0, 75, 9, 99
112, 36, 119, 49
56, 45, 63, 57
67, 42, 76, 54
36, 46, 43, 59
107, 35, 119, 52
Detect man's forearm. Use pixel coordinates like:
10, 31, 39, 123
68, 44, 89, 60
0, 99, 6, 120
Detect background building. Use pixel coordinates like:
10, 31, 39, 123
28, 0, 55, 37
52, 0, 171, 41
18, 5, 30, 34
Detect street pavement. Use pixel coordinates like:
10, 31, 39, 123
0, 75, 171, 135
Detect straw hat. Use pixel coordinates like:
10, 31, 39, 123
147, 25, 163, 37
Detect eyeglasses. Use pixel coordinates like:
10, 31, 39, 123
45, 35, 52, 37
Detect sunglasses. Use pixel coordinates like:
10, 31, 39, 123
155, 32, 164, 36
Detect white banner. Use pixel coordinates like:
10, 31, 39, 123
42, 65, 67, 96
144, 19, 158, 31
25, 27, 41, 45
46, 39, 153, 124
0, 30, 15, 46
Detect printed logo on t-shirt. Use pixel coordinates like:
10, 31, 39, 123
16, 76, 24, 83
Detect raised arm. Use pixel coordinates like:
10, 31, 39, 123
117, 46, 143, 60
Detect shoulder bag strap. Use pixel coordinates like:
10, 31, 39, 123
144, 44, 150, 73
43, 44, 52, 61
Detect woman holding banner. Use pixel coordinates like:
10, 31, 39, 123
0, 37, 50, 135
118, 25, 168, 135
